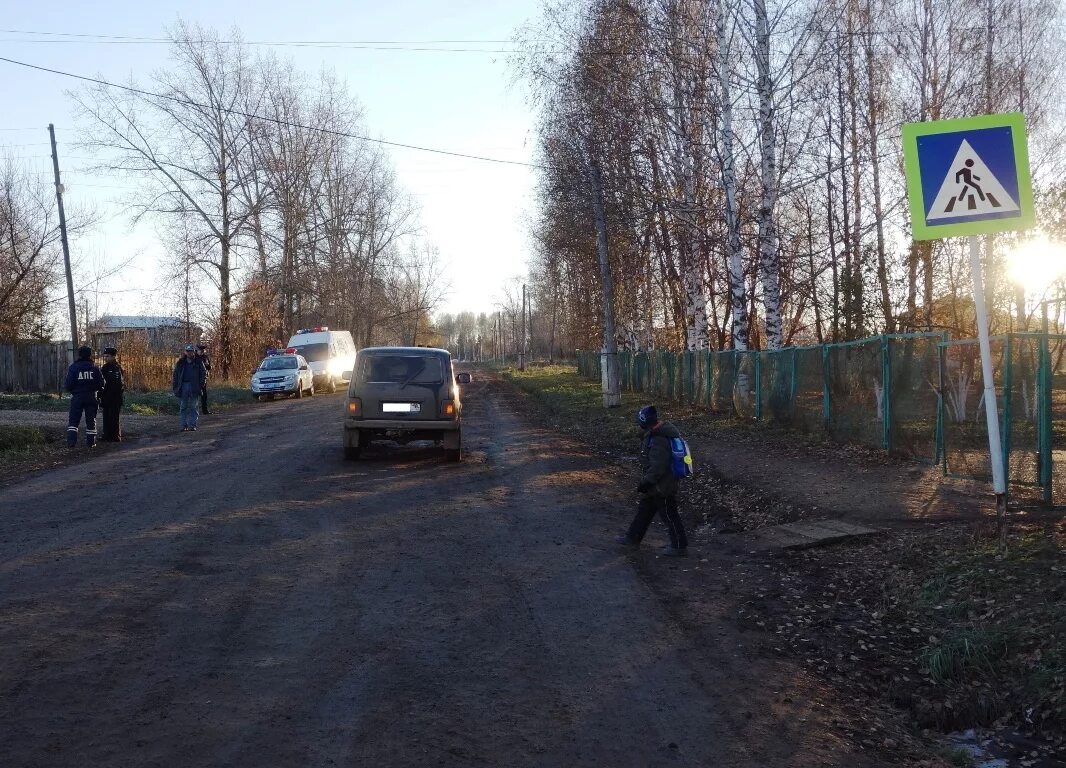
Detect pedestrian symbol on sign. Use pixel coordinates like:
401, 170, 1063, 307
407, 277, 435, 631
926, 139, 1019, 221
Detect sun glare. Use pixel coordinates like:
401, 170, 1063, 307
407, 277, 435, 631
1006, 233, 1066, 294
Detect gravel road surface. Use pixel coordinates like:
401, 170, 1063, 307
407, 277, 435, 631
1, 376, 880, 767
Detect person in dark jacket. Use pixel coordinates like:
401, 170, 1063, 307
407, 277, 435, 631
63, 345, 104, 449
172, 344, 207, 432
617, 405, 689, 556
196, 344, 212, 414
98, 346, 125, 442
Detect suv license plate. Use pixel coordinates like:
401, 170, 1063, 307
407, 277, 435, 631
383, 402, 420, 413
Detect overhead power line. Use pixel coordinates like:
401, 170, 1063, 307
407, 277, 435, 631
0, 28, 522, 43
0, 55, 544, 170
0, 29, 528, 53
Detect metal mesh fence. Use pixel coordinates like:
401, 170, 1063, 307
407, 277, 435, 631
1004, 335, 1041, 493
792, 347, 827, 433
572, 331, 1063, 506
941, 337, 1005, 484
888, 335, 942, 462
826, 338, 886, 451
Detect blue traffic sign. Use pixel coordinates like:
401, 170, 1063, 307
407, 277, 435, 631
903, 113, 1033, 240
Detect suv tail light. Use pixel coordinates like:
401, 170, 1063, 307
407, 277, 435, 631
441, 400, 456, 418
347, 398, 362, 417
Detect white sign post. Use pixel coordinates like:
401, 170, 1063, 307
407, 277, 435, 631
967, 236, 1007, 504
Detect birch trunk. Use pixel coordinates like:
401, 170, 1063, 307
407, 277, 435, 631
718, 0, 749, 351
754, 0, 783, 350
589, 158, 621, 408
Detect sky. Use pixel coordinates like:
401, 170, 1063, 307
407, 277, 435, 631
1, 0, 542, 325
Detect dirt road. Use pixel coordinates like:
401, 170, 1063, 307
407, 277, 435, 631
1, 377, 884, 767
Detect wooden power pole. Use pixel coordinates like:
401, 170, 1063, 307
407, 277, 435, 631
519, 284, 526, 371
49, 124, 78, 352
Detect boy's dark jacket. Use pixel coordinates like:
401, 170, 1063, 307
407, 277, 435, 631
639, 420, 681, 497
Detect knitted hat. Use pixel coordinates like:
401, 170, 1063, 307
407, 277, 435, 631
637, 405, 658, 429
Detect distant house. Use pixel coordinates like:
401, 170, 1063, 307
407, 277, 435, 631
89, 316, 202, 354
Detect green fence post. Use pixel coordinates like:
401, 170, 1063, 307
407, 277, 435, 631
1040, 307, 1053, 504
882, 335, 892, 452
704, 351, 713, 406
790, 347, 798, 403
690, 351, 696, 403
821, 344, 830, 431
1002, 333, 1014, 498
936, 337, 946, 467
754, 351, 762, 421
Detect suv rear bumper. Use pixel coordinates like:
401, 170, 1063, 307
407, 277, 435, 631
345, 418, 458, 431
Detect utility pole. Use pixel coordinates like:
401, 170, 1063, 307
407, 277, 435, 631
528, 294, 533, 363
519, 284, 526, 371
49, 124, 78, 353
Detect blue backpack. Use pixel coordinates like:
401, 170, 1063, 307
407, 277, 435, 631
670, 437, 694, 479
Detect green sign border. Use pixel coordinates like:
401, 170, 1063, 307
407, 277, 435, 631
902, 112, 1034, 241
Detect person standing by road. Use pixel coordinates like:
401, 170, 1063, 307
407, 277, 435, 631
172, 344, 207, 432
617, 405, 689, 556
98, 346, 125, 442
63, 345, 104, 449
196, 344, 212, 414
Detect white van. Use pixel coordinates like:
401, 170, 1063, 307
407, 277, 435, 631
285, 327, 357, 393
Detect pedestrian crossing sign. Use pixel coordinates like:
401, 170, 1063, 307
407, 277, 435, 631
903, 112, 1033, 240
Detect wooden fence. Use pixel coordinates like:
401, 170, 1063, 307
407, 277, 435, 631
0, 343, 182, 393
0, 343, 72, 393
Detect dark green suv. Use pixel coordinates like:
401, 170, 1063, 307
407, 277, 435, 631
343, 347, 470, 462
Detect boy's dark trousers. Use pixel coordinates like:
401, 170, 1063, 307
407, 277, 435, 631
200, 384, 210, 414
627, 493, 688, 549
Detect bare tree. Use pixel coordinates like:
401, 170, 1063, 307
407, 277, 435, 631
73, 21, 264, 376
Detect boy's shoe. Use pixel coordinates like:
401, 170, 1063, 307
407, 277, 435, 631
190, 427, 197, 432
181, 427, 189, 432
616, 535, 640, 547
659, 546, 688, 557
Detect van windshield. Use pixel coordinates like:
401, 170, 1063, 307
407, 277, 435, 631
291, 343, 329, 362
360, 355, 444, 385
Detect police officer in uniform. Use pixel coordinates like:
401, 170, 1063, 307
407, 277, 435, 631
196, 344, 212, 414
63, 345, 104, 449
99, 346, 125, 442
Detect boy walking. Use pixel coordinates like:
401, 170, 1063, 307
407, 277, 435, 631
617, 405, 689, 556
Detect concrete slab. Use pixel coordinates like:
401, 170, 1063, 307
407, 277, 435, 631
736, 518, 879, 551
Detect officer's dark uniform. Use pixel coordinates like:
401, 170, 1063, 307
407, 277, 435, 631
99, 346, 125, 442
63, 346, 104, 448
197, 346, 212, 414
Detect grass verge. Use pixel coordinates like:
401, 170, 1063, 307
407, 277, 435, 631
0, 425, 48, 451
1, 386, 252, 416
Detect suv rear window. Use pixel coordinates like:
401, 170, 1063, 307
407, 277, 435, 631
360, 355, 444, 385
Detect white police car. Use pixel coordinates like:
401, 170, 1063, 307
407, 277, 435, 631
250, 351, 315, 401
